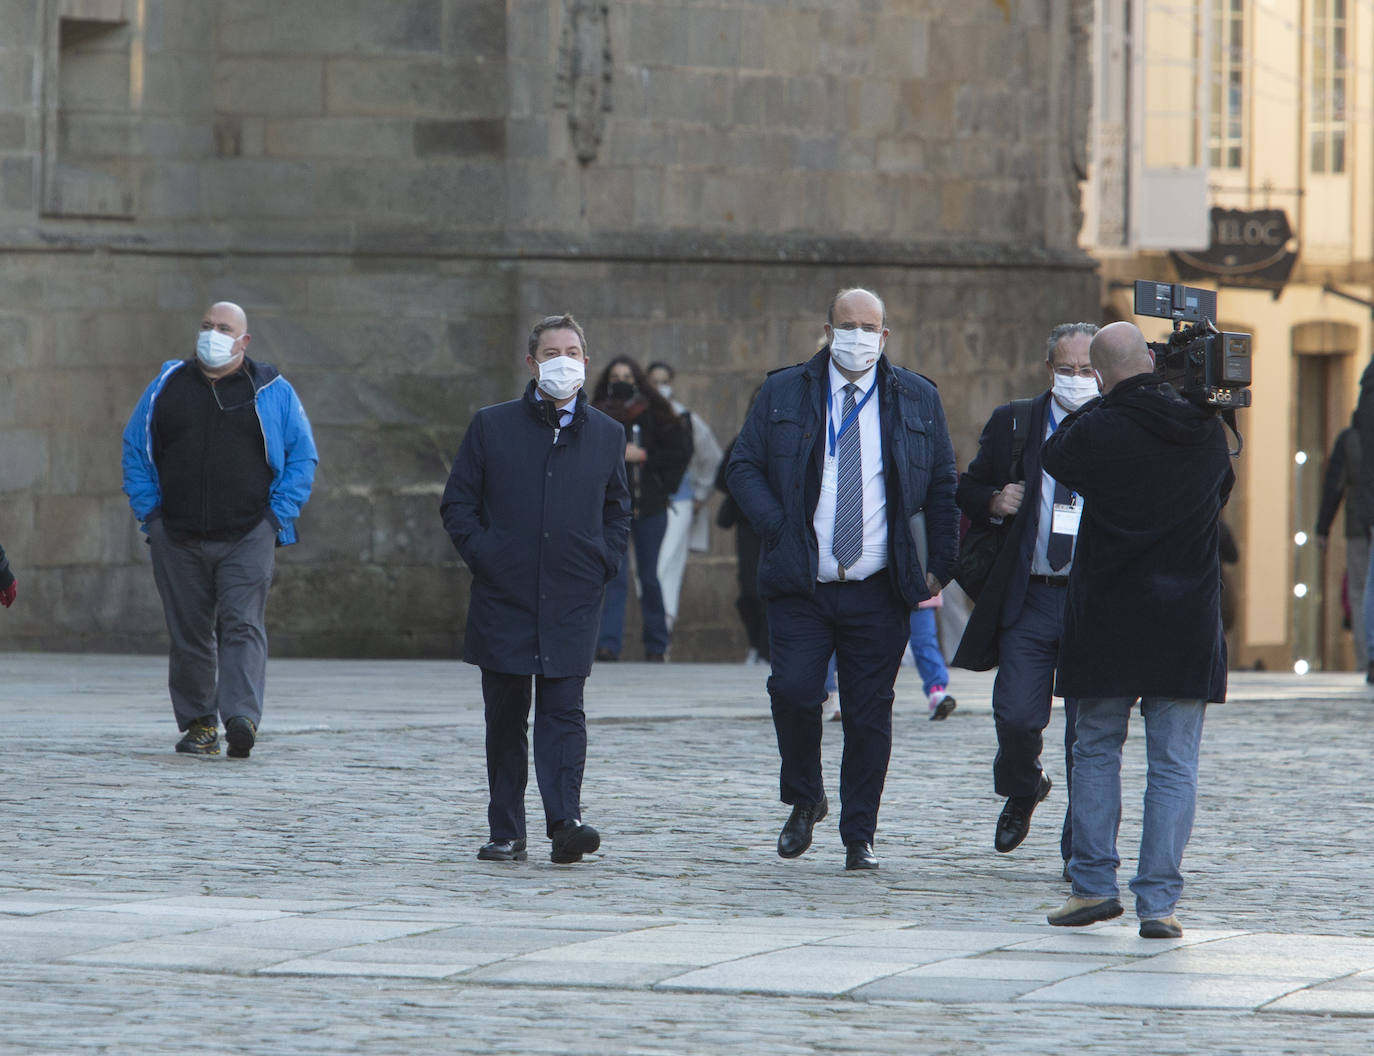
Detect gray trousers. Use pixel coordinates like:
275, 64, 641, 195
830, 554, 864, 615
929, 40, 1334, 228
149, 518, 276, 730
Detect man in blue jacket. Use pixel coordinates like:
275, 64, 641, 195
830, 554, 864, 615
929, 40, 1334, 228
122, 301, 318, 759
727, 288, 959, 870
442, 314, 631, 865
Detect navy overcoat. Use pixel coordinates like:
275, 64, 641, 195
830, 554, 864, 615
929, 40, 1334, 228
1042, 374, 1234, 703
441, 383, 632, 677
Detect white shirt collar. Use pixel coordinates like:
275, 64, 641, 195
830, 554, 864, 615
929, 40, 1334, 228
827, 358, 877, 401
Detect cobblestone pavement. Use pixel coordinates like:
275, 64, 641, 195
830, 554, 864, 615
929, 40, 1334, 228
2, 654, 1372, 1055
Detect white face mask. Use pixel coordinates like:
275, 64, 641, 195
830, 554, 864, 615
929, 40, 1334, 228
196, 329, 238, 369
1052, 373, 1099, 411
655, 383, 673, 401
537, 355, 585, 401
829, 327, 882, 373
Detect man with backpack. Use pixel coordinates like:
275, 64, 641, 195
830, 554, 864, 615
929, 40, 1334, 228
953, 322, 1098, 869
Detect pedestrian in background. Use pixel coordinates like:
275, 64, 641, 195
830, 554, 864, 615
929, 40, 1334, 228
0, 542, 16, 609
591, 357, 692, 662
441, 314, 630, 864
646, 360, 723, 635
121, 301, 317, 760
1315, 419, 1367, 669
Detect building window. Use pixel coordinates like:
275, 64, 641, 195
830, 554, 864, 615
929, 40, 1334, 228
1310, 0, 1348, 174
1209, 0, 1245, 170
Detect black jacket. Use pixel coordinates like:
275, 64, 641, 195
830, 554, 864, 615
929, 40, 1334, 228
952, 390, 1055, 671
592, 400, 692, 520
725, 348, 959, 606
1042, 374, 1235, 702
1315, 426, 1365, 540
441, 383, 632, 677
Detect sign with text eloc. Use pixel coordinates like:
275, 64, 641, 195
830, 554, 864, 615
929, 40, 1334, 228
1170, 207, 1299, 292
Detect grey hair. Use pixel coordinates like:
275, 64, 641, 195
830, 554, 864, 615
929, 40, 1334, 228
1044, 322, 1099, 363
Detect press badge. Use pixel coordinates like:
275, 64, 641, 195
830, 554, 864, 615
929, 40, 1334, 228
822, 455, 837, 495
1051, 501, 1082, 535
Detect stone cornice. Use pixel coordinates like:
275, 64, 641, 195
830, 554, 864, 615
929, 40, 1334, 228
0, 224, 1098, 271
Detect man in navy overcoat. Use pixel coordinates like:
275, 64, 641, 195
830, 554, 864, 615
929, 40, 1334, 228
442, 314, 631, 864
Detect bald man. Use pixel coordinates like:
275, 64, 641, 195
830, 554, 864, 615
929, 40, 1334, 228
1040, 321, 1234, 938
728, 287, 959, 870
123, 302, 318, 758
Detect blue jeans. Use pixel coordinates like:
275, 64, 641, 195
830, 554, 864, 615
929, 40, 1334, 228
908, 608, 948, 695
1068, 696, 1206, 920
597, 511, 670, 657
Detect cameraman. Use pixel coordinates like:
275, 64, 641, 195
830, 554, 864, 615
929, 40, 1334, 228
1041, 321, 1233, 939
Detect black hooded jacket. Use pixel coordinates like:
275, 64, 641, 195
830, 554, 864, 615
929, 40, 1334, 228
1041, 374, 1235, 702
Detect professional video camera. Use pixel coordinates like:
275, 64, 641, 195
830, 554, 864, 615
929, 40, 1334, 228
1133, 280, 1252, 410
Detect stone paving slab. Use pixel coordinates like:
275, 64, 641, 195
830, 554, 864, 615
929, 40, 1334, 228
3, 653, 1374, 1053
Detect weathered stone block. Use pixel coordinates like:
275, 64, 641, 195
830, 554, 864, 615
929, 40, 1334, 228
0, 429, 47, 493
0, 156, 35, 211
214, 59, 325, 116
371, 489, 454, 566
264, 118, 413, 159
441, 0, 507, 59
0, 112, 28, 151
324, 58, 505, 119
275, 489, 374, 567
413, 118, 504, 157
202, 160, 317, 218
0, 3, 40, 48
217, 0, 443, 56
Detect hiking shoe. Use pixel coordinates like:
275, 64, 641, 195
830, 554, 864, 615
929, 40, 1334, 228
175, 720, 220, 756
225, 716, 257, 759
928, 685, 957, 720
1139, 915, 1183, 939
1048, 895, 1124, 927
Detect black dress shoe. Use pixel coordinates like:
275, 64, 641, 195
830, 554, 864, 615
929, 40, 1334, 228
777, 795, 828, 859
994, 773, 1052, 853
845, 842, 879, 870
550, 819, 600, 863
476, 838, 527, 862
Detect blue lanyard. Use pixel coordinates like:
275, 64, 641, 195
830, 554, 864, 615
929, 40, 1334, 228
1046, 406, 1077, 503
826, 376, 878, 457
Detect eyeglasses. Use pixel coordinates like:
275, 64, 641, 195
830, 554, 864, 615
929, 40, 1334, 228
1052, 366, 1096, 378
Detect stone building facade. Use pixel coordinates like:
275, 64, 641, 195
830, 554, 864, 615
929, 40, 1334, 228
0, 0, 1098, 659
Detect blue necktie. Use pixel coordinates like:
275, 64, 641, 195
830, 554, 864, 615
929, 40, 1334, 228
833, 383, 863, 572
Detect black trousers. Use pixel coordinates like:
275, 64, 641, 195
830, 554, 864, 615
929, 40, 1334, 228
991, 581, 1077, 859
481, 669, 587, 842
765, 574, 909, 845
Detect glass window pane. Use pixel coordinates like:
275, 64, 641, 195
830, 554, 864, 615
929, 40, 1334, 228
1311, 132, 1326, 173
1332, 131, 1345, 173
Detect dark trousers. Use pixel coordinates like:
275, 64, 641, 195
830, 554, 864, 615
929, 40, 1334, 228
766, 574, 909, 845
148, 517, 276, 730
735, 521, 769, 660
481, 669, 587, 842
598, 510, 670, 656
991, 581, 1078, 859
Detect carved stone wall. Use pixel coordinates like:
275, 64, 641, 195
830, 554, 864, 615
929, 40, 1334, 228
0, 0, 1098, 659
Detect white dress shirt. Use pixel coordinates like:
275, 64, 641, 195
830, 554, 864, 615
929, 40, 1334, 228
1029, 400, 1081, 576
815, 360, 888, 583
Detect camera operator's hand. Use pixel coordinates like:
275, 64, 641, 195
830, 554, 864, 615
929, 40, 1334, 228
990, 482, 1025, 519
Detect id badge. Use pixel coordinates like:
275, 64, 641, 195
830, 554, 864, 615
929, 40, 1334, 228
1051, 502, 1082, 536
822, 455, 838, 496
